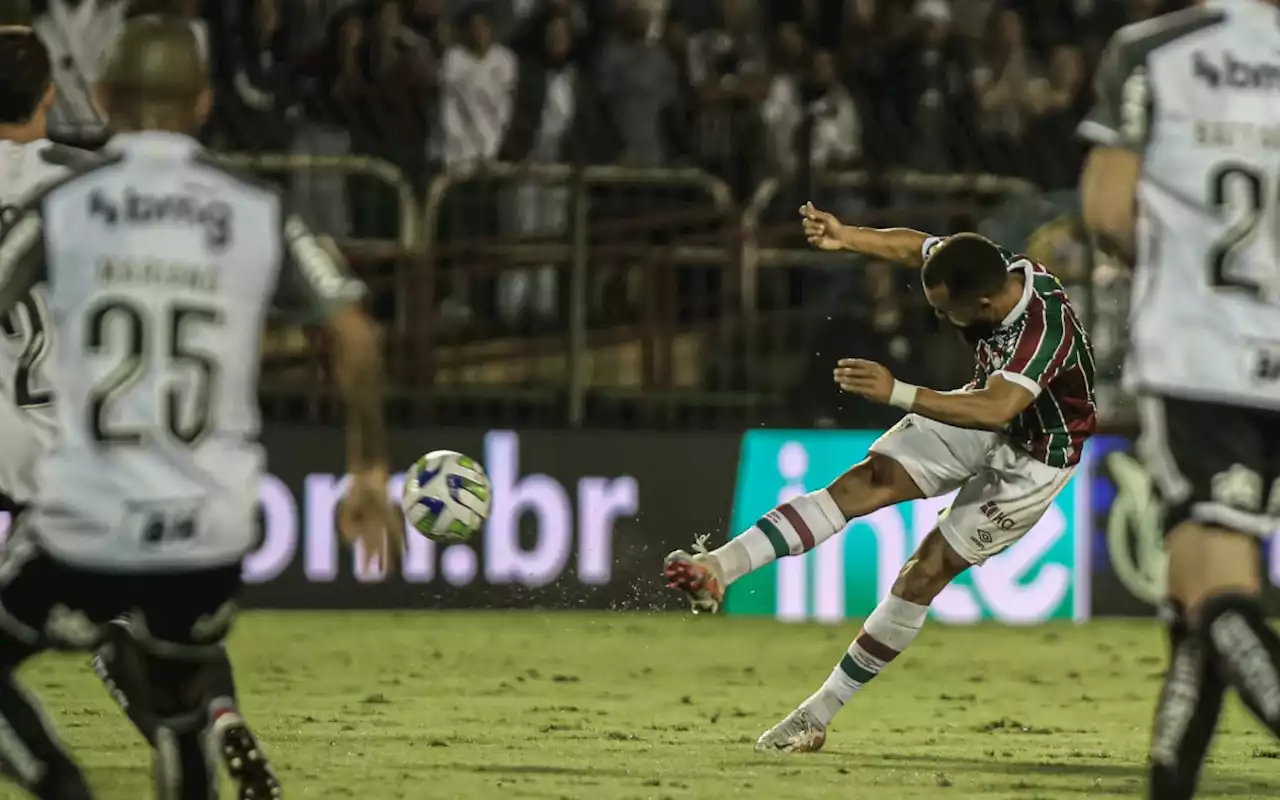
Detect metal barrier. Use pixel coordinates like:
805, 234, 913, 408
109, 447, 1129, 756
214, 153, 421, 250
419, 163, 735, 426
234, 155, 1102, 428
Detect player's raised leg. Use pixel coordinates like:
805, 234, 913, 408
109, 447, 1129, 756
665, 407, 996, 614
664, 451, 924, 613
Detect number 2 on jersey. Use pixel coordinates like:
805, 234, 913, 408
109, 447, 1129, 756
85, 299, 222, 446
0, 205, 49, 409
0, 295, 52, 408
1207, 164, 1277, 298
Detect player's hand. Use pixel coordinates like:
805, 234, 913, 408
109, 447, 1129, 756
834, 358, 894, 404
337, 465, 405, 573
800, 201, 847, 251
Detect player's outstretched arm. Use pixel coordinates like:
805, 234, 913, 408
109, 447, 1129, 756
834, 360, 1034, 431
1076, 26, 1145, 262
329, 303, 387, 475
276, 217, 403, 568
800, 202, 932, 267
329, 302, 405, 570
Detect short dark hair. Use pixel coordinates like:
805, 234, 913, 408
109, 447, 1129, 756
921, 233, 1010, 302
0, 27, 50, 125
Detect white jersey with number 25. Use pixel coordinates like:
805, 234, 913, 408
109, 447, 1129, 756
0, 131, 365, 572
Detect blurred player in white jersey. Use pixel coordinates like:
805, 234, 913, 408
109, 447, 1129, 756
0, 26, 94, 511
0, 24, 284, 800
0, 16, 399, 800
1080, 1, 1280, 797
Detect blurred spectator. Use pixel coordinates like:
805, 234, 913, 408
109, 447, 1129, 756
338, 0, 436, 238
1024, 44, 1089, 189
289, 3, 363, 238
971, 7, 1039, 176
686, 0, 767, 196
211, 0, 297, 151
34, 0, 127, 146
441, 3, 517, 168
497, 12, 583, 326
404, 0, 449, 53
762, 47, 858, 180
658, 15, 697, 160
510, 0, 587, 43
800, 49, 860, 175
769, 19, 806, 79
796, 261, 933, 428
596, 0, 679, 167
881, 0, 974, 173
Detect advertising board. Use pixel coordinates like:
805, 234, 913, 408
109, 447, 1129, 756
723, 430, 1091, 624
0, 428, 740, 610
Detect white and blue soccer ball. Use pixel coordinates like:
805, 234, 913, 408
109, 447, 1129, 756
401, 450, 492, 543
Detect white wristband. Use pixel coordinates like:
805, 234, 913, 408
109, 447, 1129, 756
889, 380, 919, 411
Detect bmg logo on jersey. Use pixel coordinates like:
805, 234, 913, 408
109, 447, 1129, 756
88, 188, 232, 251
1193, 51, 1280, 91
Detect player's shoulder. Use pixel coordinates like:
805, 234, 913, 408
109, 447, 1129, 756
36, 143, 100, 171
23, 147, 125, 207
1022, 259, 1073, 304
1104, 5, 1227, 61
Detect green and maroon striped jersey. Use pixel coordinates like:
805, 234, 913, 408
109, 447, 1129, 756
946, 246, 1097, 468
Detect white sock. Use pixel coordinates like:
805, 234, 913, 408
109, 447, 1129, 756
801, 594, 929, 726
709, 489, 846, 585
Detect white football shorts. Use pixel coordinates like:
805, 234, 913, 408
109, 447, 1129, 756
870, 414, 1075, 564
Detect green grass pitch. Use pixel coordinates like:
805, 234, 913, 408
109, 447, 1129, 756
5, 612, 1279, 799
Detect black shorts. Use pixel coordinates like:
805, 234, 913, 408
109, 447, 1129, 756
0, 530, 241, 657
1138, 395, 1280, 538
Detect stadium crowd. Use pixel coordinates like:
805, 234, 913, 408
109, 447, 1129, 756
16, 0, 1170, 427
28, 0, 1188, 195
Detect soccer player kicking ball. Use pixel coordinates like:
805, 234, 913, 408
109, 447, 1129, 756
665, 202, 1097, 752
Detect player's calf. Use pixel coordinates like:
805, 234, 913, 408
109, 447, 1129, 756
1199, 593, 1280, 733
0, 666, 92, 800
1148, 600, 1226, 800
92, 620, 161, 746
760, 529, 966, 752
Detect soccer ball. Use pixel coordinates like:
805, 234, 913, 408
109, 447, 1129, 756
401, 451, 492, 543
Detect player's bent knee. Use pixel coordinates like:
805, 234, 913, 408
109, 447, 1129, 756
827, 455, 923, 519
